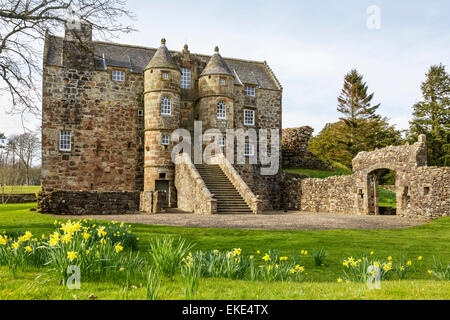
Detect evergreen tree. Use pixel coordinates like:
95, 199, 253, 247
309, 69, 403, 167
409, 64, 450, 166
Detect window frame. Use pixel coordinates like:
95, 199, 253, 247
180, 68, 191, 89
219, 136, 226, 148
160, 97, 171, 115
220, 79, 226, 86
59, 131, 72, 152
244, 143, 255, 157
161, 72, 170, 80
161, 134, 170, 146
244, 109, 255, 126
216, 101, 227, 120
112, 70, 125, 82
244, 86, 256, 96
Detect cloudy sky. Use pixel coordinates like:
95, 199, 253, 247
1, 0, 449, 137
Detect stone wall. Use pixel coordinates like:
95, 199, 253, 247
38, 191, 140, 215
282, 136, 449, 218
174, 154, 217, 214
1, 194, 37, 204
282, 127, 332, 170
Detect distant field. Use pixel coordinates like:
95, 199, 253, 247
1, 186, 41, 195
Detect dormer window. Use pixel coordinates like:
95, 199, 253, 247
217, 101, 227, 120
112, 70, 125, 82
244, 86, 256, 96
161, 97, 171, 115
181, 68, 191, 89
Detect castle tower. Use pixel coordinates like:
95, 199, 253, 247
198, 46, 235, 132
143, 38, 181, 207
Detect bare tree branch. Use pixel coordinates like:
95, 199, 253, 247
0, 0, 136, 119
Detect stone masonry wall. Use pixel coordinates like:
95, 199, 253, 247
282, 127, 332, 170
282, 136, 449, 218
1, 194, 37, 204
38, 191, 140, 215
41, 65, 144, 192
175, 154, 217, 214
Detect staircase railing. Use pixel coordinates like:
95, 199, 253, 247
174, 154, 217, 214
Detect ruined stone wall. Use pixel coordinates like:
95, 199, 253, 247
38, 191, 140, 215
396, 167, 449, 218
282, 136, 449, 218
41, 64, 144, 193
282, 127, 332, 170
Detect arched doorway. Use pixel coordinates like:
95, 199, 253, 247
367, 168, 397, 215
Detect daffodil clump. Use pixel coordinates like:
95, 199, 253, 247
1, 220, 143, 284
44, 220, 144, 283
0, 231, 48, 274
340, 254, 424, 283
257, 252, 306, 283
181, 252, 201, 299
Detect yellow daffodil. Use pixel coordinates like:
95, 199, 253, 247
67, 251, 78, 261
407, 261, 412, 266
427, 270, 433, 275
263, 254, 271, 262
83, 232, 91, 240
418, 256, 423, 261
12, 242, 20, 249
387, 256, 393, 261
337, 278, 343, 283
24, 246, 33, 253
115, 244, 124, 253
280, 257, 288, 261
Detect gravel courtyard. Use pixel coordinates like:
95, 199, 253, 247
55, 211, 429, 231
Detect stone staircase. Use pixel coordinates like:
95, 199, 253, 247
195, 164, 253, 214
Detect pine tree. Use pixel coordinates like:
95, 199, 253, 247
309, 69, 403, 167
409, 64, 450, 166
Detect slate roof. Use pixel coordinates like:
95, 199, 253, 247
200, 46, 234, 77
45, 35, 282, 90
146, 38, 180, 71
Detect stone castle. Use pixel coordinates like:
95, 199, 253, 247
39, 23, 448, 219
39, 23, 282, 215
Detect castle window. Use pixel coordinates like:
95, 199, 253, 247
161, 97, 171, 115
244, 143, 255, 157
244, 109, 255, 126
219, 136, 226, 147
112, 70, 125, 82
59, 131, 71, 152
162, 72, 169, 80
161, 135, 170, 146
220, 79, 226, 86
217, 101, 227, 120
244, 86, 256, 96
138, 110, 143, 117
181, 68, 191, 89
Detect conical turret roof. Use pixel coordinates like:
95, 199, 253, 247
200, 46, 234, 77
146, 38, 180, 71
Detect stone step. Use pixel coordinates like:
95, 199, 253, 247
196, 164, 252, 214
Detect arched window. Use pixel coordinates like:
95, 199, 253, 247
161, 97, 171, 115
217, 101, 226, 120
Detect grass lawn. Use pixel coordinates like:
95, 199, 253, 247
379, 188, 397, 208
1, 186, 41, 195
0, 203, 449, 300
283, 161, 352, 179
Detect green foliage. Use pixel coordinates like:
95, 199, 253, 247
284, 161, 352, 179
311, 248, 329, 266
409, 64, 450, 166
181, 253, 201, 299
309, 69, 403, 167
430, 258, 450, 281
145, 269, 161, 300
149, 237, 194, 279
378, 188, 396, 208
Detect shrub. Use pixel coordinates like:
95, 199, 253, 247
430, 258, 450, 281
149, 236, 194, 278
